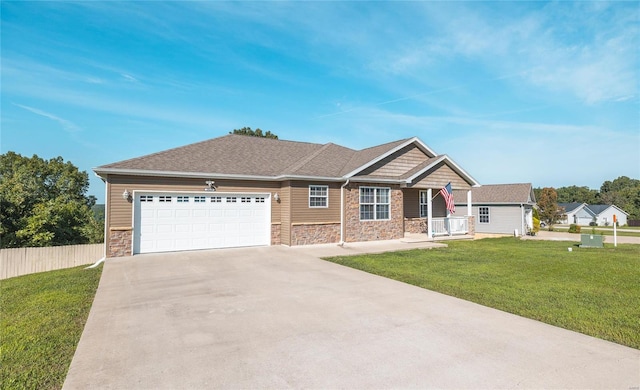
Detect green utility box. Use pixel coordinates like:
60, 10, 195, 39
580, 234, 604, 248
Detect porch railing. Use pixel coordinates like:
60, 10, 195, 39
432, 217, 468, 236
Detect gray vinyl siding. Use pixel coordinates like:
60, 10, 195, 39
457, 205, 524, 234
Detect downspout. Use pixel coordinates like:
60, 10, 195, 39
339, 179, 350, 245
86, 257, 106, 269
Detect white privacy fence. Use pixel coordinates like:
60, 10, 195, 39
0, 243, 103, 280
432, 217, 469, 236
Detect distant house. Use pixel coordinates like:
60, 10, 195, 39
586, 204, 628, 226
559, 203, 629, 226
559, 202, 594, 225
453, 183, 536, 236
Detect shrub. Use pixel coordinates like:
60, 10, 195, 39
589, 222, 597, 226
532, 217, 540, 235
568, 224, 581, 233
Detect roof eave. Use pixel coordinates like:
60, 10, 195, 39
93, 167, 344, 182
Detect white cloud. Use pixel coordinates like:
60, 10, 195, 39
366, 2, 638, 105
13, 103, 82, 133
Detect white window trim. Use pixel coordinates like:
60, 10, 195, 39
309, 185, 329, 208
359, 186, 391, 221
419, 190, 428, 218
479, 206, 490, 224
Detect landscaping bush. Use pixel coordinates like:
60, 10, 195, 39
568, 224, 581, 233
530, 217, 541, 235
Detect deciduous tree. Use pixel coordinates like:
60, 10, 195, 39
230, 127, 278, 139
0, 152, 103, 248
537, 187, 564, 228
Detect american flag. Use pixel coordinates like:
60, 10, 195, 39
440, 182, 455, 214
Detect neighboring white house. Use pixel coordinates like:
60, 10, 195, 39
559, 202, 629, 226
587, 204, 629, 226
558, 202, 595, 225
453, 183, 536, 236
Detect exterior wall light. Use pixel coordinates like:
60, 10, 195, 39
274, 193, 280, 201
122, 189, 131, 201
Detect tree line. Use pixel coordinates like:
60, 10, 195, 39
534, 176, 640, 223
0, 152, 103, 248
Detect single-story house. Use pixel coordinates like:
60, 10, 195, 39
585, 204, 628, 226
94, 135, 480, 257
558, 202, 594, 225
559, 203, 629, 226
452, 183, 536, 236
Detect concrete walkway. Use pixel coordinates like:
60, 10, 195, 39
64, 241, 639, 389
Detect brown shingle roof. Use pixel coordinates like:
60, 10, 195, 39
95, 134, 415, 180
454, 183, 535, 204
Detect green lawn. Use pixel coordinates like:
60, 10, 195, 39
1, 265, 103, 390
325, 237, 640, 349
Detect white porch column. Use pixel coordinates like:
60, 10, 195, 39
427, 188, 433, 238
467, 189, 472, 216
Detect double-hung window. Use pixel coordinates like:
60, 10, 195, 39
419, 190, 429, 218
479, 207, 490, 223
360, 187, 390, 220
309, 185, 328, 208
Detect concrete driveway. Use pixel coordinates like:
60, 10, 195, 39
64, 242, 639, 389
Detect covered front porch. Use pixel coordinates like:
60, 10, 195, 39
403, 187, 475, 239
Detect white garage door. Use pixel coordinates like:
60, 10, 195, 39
133, 192, 271, 254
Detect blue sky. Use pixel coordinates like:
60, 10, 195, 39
2, 1, 638, 203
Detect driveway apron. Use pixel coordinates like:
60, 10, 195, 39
64, 244, 639, 389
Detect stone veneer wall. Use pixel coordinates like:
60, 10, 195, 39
467, 215, 475, 236
344, 183, 404, 242
271, 224, 281, 245
109, 228, 132, 258
404, 217, 427, 234
291, 223, 340, 246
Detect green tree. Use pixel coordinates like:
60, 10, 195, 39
556, 185, 600, 204
0, 152, 103, 248
600, 176, 640, 219
230, 127, 278, 139
537, 187, 565, 228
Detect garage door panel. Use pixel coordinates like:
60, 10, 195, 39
157, 224, 173, 233
193, 209, 207, 218
193, 223, 207, 232
134, 192, 270, 254
157, 210, 173, 218
141, 209, 155, 218
175, 224, 191, 233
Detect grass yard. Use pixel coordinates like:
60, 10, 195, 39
325, 237, 640, 349
1, 265, 103, 390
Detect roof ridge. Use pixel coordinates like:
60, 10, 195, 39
286, 143, 334, 174
356, 137, 413, 153
98, 134, 234, 168
97, 134, 329, 169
